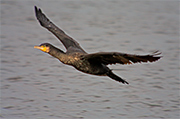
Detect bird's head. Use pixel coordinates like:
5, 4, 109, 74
34, 43, 52, 53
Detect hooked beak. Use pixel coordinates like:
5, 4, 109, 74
34, 45, 41, 50
34, 45, 47, 52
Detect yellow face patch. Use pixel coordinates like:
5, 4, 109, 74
34, 45, 50, 52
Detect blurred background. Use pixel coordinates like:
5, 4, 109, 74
1, 1, 179, 119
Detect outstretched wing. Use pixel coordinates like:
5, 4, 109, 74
34, 6, 85, 52
82, 51, 162, 65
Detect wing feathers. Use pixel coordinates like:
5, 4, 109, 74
83, 51, 162, 65
34, 6, 85, 52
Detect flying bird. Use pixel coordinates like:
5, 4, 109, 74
34, 6, 162, 84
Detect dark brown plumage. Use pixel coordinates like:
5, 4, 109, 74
34, 6, 162, 84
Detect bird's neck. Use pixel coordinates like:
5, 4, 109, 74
48, 46, 66, 62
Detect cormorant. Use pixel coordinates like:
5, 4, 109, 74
34, 6, 162, 84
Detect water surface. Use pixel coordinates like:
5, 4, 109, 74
1, 1, 179, 119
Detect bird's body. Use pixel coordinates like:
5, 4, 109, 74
39, 43, 111, 76
34, 6, 162, 84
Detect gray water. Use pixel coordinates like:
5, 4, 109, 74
1, 1, 179, 119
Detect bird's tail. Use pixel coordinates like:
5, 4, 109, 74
106, 71, 129, 84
